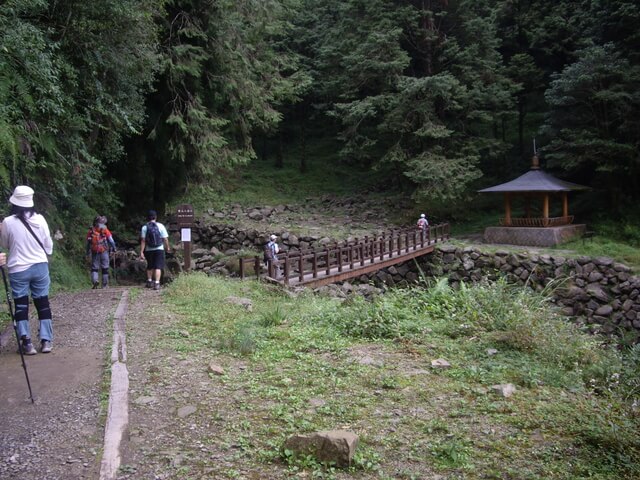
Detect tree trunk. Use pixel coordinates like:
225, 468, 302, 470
275, 131, 284, 169
299, 105, 307, 173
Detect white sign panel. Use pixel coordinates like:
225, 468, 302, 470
181, 228, 191, 242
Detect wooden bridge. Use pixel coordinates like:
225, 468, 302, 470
239, 223, 450, 288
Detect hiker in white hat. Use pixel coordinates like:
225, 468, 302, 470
0, 186, 55, 354
416, 212, 430, 236
263, 234, 281, 279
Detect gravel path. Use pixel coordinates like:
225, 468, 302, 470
0, 288, 127, 480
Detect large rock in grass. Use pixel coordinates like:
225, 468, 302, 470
284, 430, 358, 467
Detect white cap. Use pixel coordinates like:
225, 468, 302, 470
270, 234, 277, 240
420, 213, 426, 218
10, 185, 34, 208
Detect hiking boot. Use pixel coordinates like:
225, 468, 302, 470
41, 340, 52, 353
146, 279, 153, 289
92, 281, 99, 289
153, 282, 160, 291
20, 341, 37, 355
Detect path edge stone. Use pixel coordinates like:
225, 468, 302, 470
99, 290, 130, 480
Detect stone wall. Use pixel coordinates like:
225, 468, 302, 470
345, 245, 640, 338
186, 224, 640, 338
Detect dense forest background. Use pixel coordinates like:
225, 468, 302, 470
1, 0, 639, 241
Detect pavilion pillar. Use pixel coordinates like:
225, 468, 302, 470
542, 193, 549, 225
524, 194, 531, 218
562, 192, 568, 218
504, 193, 512, 226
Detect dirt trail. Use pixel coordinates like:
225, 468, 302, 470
0, 288, 132, 480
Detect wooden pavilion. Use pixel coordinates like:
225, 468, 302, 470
478, 155, 589, 246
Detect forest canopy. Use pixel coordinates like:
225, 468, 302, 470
1, 0, 639, 223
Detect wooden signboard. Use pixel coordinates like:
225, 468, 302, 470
176, 204, 194, 271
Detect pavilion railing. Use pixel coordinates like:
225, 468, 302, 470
499, 216, 574, 227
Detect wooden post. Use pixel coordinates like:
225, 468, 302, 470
370, 236, 375, 264
381, 233, 386, 260
504, 193, 512, 226
298, 255, 304, 282
349, 245, 354, 269
562, 192, 568, 219
177, 204, 195, 271
543, 193, 550, 226
397, 231, 401, 255
364, 236, 369, 261
360, 244, 365, 266
284, 256, 290, 284
338, 249, 343, 272
254, 256, 260, 280
239, 258, 245, 280
326, 250, 331, 275
183, 239, 192, 271
312, 252, 318, 278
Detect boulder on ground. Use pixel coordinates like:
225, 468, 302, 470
284, 430, 358, 467
491, 383, 516, 398
224, 296, 253, 311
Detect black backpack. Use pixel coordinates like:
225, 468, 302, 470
263, 242, 274, 262
145, 222, 162, 248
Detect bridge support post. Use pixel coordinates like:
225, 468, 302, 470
298, 256, 304, 282
284, 257, 290, 284
326, 250, 331, 275
252, 257, 260, 280
312, 253, 318, 278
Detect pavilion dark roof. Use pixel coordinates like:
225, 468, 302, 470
478, 169, 589, 193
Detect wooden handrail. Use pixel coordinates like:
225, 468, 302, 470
239, 224, 451, 282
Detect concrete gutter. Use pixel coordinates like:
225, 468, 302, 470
99, 290, 129, 480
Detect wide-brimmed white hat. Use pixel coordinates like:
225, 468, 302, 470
9, 185, 34, 208
420, 213, 426, 218
270, 234, 277, 240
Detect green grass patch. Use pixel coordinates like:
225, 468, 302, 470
552, 236, 640, 272
157, 274, 640, 479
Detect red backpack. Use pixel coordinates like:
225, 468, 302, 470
89, 227, 109, 253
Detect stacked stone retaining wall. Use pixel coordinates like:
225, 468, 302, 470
186, 224, 640, 339
352, 245, 640, 338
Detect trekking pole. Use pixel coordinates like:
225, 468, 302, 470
111, 250, 117, 285
1, 267, 35, 403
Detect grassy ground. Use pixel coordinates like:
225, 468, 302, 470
553, 235, 640, 271
152, 274, 640, 479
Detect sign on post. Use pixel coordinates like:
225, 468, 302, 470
176, 204, 194, 271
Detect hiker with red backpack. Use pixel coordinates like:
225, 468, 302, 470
417, 213, 430, 238
86, 215, 117, 289
139, 210, 170, 290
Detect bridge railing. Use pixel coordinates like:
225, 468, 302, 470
239, 223, 450, 284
